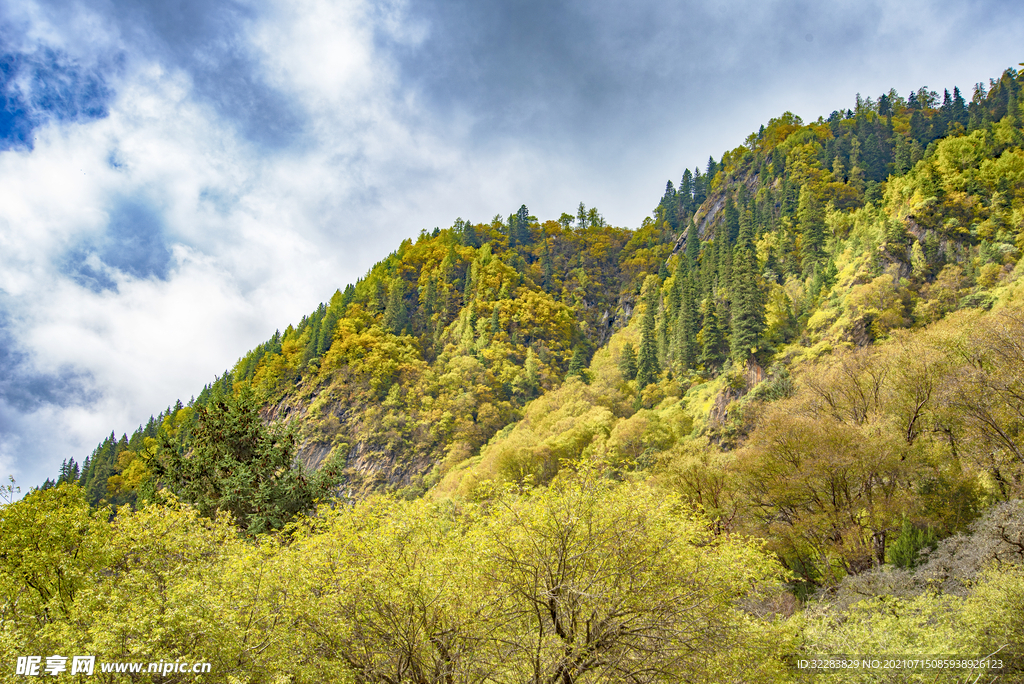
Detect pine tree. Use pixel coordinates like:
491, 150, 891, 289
636, 276, 661, 389
692, 168, 706, 206
514, 205, 531, 246
156, 387, 340, 534
384, 280, 408, 334
618, 342, 638, 380
674, 269, 698, 371
490, 304, 501, 337
370, 278, 389, 313
567, 347, 588, 382
679, 169, 694, 216
798, 185, 825, 276
576, 202, 589, 231
462, 221, 480, 248
724, 198, 740, 244
706, 157, 718, 184
729, 244, 765, 362
685, 221, 700, 263
696, 300, 727, 373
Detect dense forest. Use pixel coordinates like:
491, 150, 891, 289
5, 67, 1024, 681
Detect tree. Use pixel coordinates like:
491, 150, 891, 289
566, 347, 588, 382
798, 184, 825, 275
0, 484, 109, 625
510, 204, 531, 247
674, 270, 698, 370
384, 278, 408, 334
697, 299, 727, 373
679, 169, 694, 217
618, 342, 638, 380
636, 275, 661, 389
482, 476, 789, 683
685, 221, 700, 263
730, 244, 765, 362
157, 388, 340, 534
576, 202, 589, 230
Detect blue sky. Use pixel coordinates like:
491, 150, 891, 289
1, 0, 1022, 489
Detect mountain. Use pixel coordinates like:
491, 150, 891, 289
14, 65, 1024, 682
50, 66, 1024, 581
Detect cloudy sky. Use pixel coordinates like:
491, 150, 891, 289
1, 0, 1021, 489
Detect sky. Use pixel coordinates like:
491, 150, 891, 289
0, 0, 1022, 490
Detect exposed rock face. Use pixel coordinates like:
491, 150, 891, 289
708, 358, 766, 429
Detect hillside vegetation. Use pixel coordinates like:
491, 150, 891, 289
12, 67, 1024, 681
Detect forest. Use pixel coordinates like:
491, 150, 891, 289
4, 67, 1024, 682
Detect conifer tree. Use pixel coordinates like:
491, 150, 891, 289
618, 342, 638, 380
514, 205, 531, 246
724, 198, 740, 244
384, 280, 408, 334
729, 244, 765, 362
692, 168, 706, 206
685, 221, 700, 263
490, 304, 500, 337
462, 221, 480, 248
696, 300, 727, 373
156, 387, 340, 534
674, 269, 698, 371
636, 275, 661, 389
679, 169, 694, 215
567, 347, 588, 381
576, 203, 589, 231
370, 278, 388, 313
798, 185, 825, 275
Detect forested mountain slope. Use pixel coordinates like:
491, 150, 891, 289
14, 65, 1024, 682
50, 66, 1024, 584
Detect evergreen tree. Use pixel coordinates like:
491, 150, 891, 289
674, 269, 698, 371
156, 387, 340, 534
541, 237, 554, 291
692, 168, 706, 206
461, 221, 480, 248
724, 198, 740, 244
576, 202, 589, 231
696, 299, 727, 373
514, 204, 531, 246
798, 185, 825, 276
685, 221, 700, 263
705, 157, 718, 185
566, 347, 588, 382
679, 169, 694, 215
619, 342, 638, 380
951, 86, 968, 127
384, 280, 408, 334
370, 278, 388, 313
729, 244, 765, 362
490, 304, 501, 336
636, 276, 661, 389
